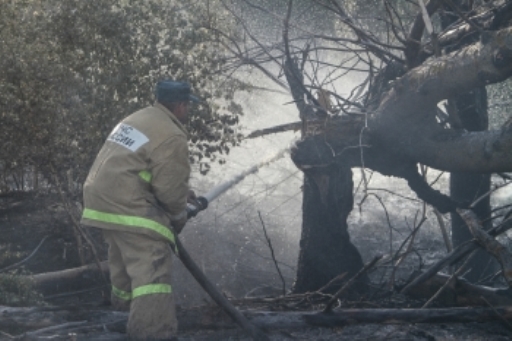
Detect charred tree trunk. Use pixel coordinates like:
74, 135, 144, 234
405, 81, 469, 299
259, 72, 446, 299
280, 32, 366, 294
284, 8, 512, 293
292, 165, 366, 293
440, 1, 496, 282
449, 90, 495, 282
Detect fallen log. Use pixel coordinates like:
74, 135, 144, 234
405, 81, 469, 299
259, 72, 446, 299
29, 261, 108, 296
0, 305, 127, 339
301, 306, 512, 327
4, 304, 512, 337
20, 255, 512, 313
20, 257, 512, 312
0, 306, 69, 331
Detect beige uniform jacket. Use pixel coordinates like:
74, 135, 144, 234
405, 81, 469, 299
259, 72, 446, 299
81, 103, 190, 245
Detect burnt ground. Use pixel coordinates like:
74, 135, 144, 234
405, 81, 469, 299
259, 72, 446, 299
1, 190, 512, 340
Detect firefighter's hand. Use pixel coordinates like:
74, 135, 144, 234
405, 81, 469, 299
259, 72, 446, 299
187, 190, 199, 206
171, 209, 188, 234
171, 214, 187, 234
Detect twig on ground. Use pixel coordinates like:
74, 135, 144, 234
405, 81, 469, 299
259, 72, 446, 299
0, 236, 49, 273
0, 330, 14, 339
324, 255, 383, 312
478, 269, 503, 284
401, 216, 512, 294
422, 250, 478, 308
458, 208, 512, 286
481, 296, 512, 330
15, 321, 88, 339
317, 272, 348, 293
44, 285, 108, 300
62, 318, 128, 334
258, 211, 286, 296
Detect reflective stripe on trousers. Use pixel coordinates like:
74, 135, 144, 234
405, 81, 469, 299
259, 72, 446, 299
112, 283, 172, 301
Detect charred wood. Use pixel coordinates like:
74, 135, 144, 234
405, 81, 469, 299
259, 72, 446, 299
458, 209, 512, 286
404, 272, 512, 307
401, 216, 512, 294
302, 306, 512, 327
5, 303, 512, 338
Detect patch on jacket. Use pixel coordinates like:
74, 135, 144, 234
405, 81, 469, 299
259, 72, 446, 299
108, 123, 149, 152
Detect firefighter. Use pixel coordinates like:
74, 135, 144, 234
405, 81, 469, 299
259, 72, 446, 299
81, 80, 199, 340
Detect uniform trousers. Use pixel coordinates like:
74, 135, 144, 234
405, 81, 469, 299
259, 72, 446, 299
103, 229, 177, 341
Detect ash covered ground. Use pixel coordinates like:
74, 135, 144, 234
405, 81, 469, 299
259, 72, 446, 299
2, 167, 512, 340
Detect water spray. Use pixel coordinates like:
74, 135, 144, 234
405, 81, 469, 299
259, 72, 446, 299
187, 147, 290, 217
177, 148, 290, 341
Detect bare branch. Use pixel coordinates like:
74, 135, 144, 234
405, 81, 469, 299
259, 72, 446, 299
434, 209, 453, 253
0, 236, 49, 273
458, 208, 512, 287
323, 255, 383, 312
401, 215, 512, 295
258, 211, 286, 296
405, 0, 441, 67
421, 249, 478, 308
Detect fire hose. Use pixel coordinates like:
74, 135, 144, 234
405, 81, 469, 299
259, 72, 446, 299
174, 148, 288, 340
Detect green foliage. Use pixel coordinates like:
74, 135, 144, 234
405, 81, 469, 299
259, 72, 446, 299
0, 0, 244, 193
0, 246, 25, 270
0, 273, 44, 306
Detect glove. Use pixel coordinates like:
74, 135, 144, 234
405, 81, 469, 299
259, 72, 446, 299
170, 210, 188, 234
187, 190, 200, 206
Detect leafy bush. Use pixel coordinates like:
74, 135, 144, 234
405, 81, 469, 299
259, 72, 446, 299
0, 273, 44, 306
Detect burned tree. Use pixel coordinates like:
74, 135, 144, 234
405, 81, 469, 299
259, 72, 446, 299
439, 0, 496, 282
222, 0, 512, 294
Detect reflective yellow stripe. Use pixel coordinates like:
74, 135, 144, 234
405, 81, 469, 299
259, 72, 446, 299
138, 170, 152, 183
82, 208, 175, 245
112, 286, 132, 301
132, 283, 172, 299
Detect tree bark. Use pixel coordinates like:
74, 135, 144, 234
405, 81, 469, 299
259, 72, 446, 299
438, 0, 497, 283
282, 42, 366, 293
449, 88, 496, 282
292, 165, 366, 293
371, 28, 512, 172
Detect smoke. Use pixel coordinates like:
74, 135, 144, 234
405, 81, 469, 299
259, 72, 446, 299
168, 2, 511, 307
201, 146, 291, 204
171, 13, 374, 305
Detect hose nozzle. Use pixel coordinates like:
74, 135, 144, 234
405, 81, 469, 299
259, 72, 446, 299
186, 196, 208, 218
